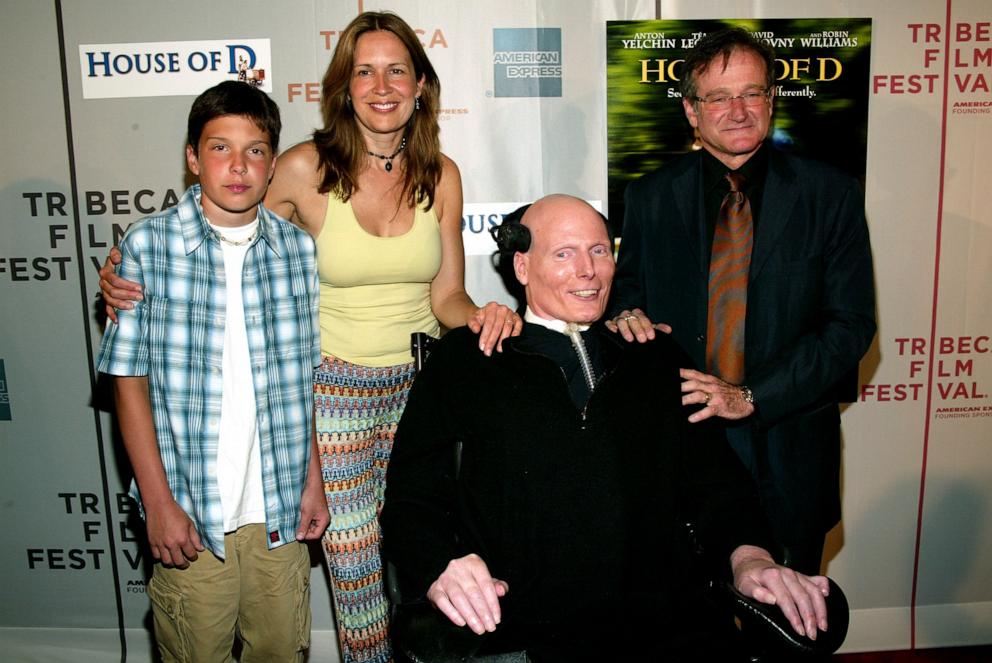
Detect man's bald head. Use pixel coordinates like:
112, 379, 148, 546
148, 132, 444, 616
513, 195, 615, 324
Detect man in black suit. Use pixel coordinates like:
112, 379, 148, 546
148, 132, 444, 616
610, 28, 876, 575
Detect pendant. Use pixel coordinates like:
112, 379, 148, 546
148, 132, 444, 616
385, 161, 393, 173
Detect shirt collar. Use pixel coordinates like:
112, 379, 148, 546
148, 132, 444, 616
701, 141, 769, 193
177, 184, 286, 257
524, 307, 590, 333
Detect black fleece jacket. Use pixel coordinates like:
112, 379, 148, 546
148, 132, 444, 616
381, 323, 773, 654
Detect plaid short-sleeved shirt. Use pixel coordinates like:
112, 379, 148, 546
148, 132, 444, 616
97, 185, 320, 557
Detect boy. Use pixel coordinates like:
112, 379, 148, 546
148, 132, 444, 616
97, 81, 327, 662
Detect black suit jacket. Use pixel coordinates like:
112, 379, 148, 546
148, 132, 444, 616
613, 147, 876, 546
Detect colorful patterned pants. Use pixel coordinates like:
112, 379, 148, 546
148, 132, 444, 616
314, 355, 416, 663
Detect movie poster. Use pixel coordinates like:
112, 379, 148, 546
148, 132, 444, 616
606, 19, 872, 232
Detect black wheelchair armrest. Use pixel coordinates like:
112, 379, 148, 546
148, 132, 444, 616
722, 576, 849, 659
411, 331, 438, 371
392, 600, 513, 663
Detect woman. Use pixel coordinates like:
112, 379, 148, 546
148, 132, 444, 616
101, 12, 520, 662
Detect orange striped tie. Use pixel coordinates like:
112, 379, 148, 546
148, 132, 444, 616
706, 172, 752, 384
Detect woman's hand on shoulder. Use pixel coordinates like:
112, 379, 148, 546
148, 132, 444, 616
99, 246, 141, 323
469, 302, 523, 356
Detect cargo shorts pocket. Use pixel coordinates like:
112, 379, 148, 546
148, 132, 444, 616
148, 575, 192, 662
295, 549, 312, 651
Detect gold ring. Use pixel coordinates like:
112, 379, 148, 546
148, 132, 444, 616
703, 392, 712, 404
623, 315, 637, 322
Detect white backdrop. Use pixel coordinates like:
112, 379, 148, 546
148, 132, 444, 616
1, 1, 990, 660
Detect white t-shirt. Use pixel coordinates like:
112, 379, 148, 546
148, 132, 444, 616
209, 219, 266, 532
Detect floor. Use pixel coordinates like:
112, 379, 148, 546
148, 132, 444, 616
835, 646, 992, 662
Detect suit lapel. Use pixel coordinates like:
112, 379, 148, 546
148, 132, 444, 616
671, 153, 706, 272
751, 151, 798, 280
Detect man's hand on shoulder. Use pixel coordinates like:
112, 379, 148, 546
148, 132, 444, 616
605, 308, 672, 343
680, 368, 755, 422
427, 553, 509, 635
731, 545, 829, 641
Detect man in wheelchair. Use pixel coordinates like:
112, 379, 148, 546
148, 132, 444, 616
381, 195, 832, 661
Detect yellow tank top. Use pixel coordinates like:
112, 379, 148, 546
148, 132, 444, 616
316, 196, 442, 366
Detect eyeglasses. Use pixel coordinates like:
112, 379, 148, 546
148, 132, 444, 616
691, 88, 770, 110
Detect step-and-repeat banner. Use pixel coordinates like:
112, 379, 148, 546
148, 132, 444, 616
1, 1, 989, 660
